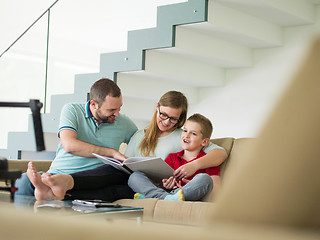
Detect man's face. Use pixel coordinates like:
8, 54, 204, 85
91, 95, 123, 124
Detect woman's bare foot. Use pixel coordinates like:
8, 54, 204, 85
27, 161, 56, 200
41, 173, 74, 200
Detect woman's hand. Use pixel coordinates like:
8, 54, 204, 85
174, 161, 198, 179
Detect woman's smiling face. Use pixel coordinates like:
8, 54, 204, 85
156, 105, 182, 135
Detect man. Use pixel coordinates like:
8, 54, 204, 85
15, 78, 138, 201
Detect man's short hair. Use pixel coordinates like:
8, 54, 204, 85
90, 78, 121, 106
187, 113, 213, 139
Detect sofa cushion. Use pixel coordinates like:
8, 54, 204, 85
221, 138, 255, 181
115, 198, 215, 226
211, 137, 234, 155
114, 198, 159, 221
211, 137, 234, 179
153, 200, 215, 226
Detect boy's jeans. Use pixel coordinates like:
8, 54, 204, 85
128, 171, 213, 201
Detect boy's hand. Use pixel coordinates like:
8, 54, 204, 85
174, 178, 189, 188
174, 161, 198, 179
181, 178, 189, 184
162, 177, 178, 190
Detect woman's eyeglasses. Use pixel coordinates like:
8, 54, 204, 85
157, 108, 179, 124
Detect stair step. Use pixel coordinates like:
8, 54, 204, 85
100, 0, 208, 79
175, 25, 252, 67
73, 72, 104, 99
216, 0, 316, 26
196, 0, 284, 48
117, 71, 199, 103
144, 48, 225, 87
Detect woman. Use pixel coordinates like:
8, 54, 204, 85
27, 91, 227, 201
125, 91, 227, 179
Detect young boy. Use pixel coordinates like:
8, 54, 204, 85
128, 113, 221, 201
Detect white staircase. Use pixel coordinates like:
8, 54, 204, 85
1, 0, 320, 159
119, 0, 320, 134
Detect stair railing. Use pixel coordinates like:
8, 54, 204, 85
0, 0, 59, 113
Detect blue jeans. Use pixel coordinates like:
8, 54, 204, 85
128, 171, 213, 201
15, 172, 44, 196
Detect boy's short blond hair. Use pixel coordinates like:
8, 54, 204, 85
187, 113, 213, 139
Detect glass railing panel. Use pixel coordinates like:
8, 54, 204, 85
0, 15, 48, 149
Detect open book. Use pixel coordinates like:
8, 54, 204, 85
92, 153, 174, 183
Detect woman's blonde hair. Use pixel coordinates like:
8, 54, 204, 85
138, 91, 188, 156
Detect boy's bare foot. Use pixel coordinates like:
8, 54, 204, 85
41, 173, 74, 200
27, 161, 55, 200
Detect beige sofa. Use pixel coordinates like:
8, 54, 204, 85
4, 137, 253, 226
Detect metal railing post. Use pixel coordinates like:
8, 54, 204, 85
44, 9, 51, 113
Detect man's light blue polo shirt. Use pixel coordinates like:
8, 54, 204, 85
48, 101, 138, 174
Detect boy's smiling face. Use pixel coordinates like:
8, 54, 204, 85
181, 120, 208, 152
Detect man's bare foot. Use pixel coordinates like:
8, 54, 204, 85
27, 161, 56, 200
41, 173, 74, 200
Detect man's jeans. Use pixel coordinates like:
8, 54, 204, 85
15, 172, 44, 196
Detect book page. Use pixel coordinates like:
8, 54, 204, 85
92, 153, 122, 165
124, 156, 159, 164
92, 153, 131, 175
125, 157, 174, 183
